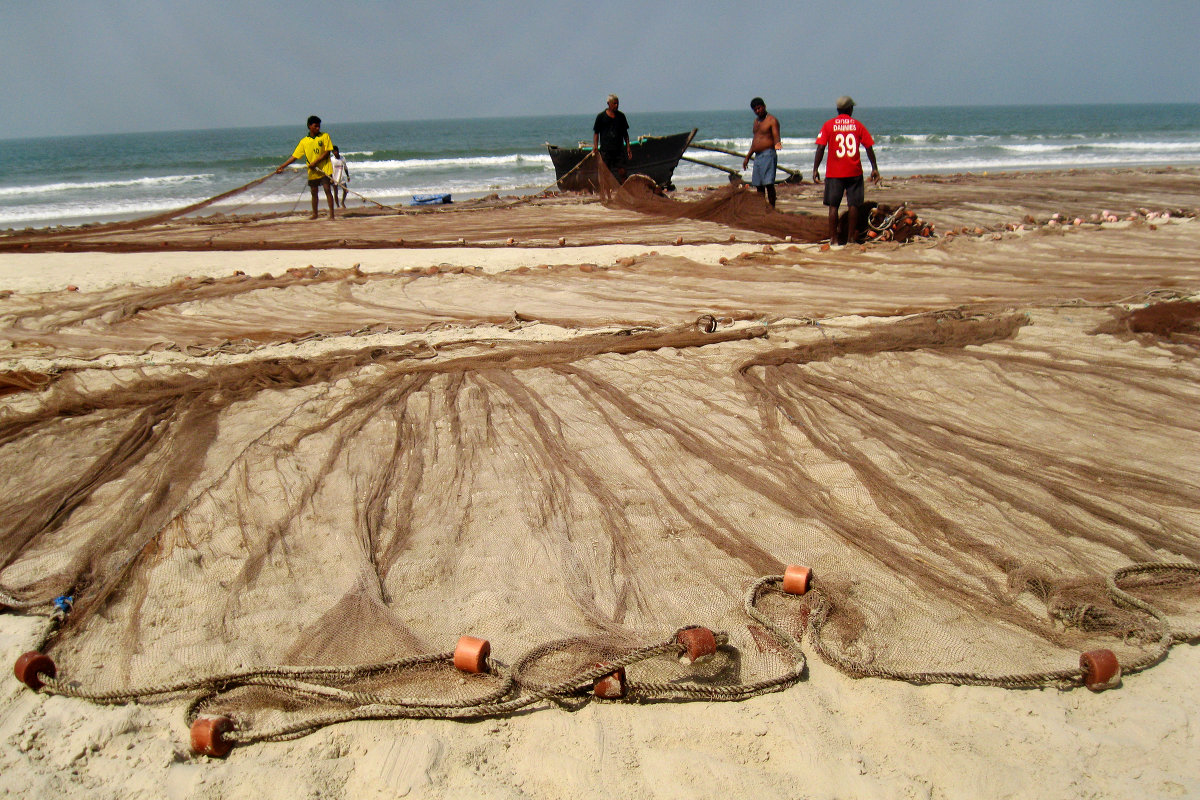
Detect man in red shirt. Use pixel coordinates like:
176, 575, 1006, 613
813, 96, 880, 245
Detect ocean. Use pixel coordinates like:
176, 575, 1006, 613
4, 104, 1200, 230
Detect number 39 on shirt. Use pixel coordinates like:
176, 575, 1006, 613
834, 132, 858, 158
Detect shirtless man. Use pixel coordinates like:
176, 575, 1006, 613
741, 97, 781, 207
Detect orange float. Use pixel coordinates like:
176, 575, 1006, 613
593, 665, 627, 699
453, 635, 491, 674
191, 715, 234, 758
1080, 649, 1121, 691
13, 651, 56, 690
676, 626, 717, 663
782, 565, 812, 595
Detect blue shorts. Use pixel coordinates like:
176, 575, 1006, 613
750, 148, 777, 187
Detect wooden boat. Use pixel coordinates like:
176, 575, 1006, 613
546, 129, 697, 192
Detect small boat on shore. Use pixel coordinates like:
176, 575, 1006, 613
546, 129, 697, 192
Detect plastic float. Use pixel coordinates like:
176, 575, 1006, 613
453, 635, 492, 674
676, 626, 717, 664
13, 651, 55, 690
191, 715, 235, 758
592, 666, 627, 699
782, 564, 812, 595
1080, 649, 1121, 692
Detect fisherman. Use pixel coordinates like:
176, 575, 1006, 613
812, 96, 879, 245
742, 97, 781, 207
276, 115, 337, 220
593, 94, 632, 181
329, 146, 350, 209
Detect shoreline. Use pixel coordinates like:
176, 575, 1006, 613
2, 166, 1199, 800
7, 163, 1200, 235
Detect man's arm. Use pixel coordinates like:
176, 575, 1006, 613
309, 149, 331, 169
865, 146, 879, 182
771, 116, 781, 150
276, 154, 299, 174
812, 144, 825, 183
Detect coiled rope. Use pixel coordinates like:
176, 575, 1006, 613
16, 562, 1200, 748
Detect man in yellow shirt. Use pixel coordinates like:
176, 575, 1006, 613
276, 115, 336, 219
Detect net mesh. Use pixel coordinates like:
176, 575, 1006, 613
2, 193, 1200, 748
598, 156, 829, 242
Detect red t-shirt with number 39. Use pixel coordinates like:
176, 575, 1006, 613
816, 114, 874, 178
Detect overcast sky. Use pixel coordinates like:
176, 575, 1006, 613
3, 0, 1198, 139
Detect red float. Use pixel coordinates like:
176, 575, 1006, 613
13, 651, 55, 690
592, 666, 627, 699
782, 565, 812, 595
191, 715, 234, 758
453, 635, 491, 674
1080, 649, 1121, 691
677, 626, 717, 663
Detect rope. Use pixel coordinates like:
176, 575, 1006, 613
867, 203, 905, 233
804, 562, 1199, 689
18, 562, 1200, 748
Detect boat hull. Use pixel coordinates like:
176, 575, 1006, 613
547, 129, 697, 192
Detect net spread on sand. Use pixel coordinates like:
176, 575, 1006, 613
597, 155, 829, 242
2, 174, 1200, 750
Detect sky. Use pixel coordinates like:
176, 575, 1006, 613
3, 0, 1199, 139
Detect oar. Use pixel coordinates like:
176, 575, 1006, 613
688, 142, 805, 182
680, 155, 741, 177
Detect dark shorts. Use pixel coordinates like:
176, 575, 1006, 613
308, 176, 331, 189
823, 175, 865, 207
599, 149, 627, 170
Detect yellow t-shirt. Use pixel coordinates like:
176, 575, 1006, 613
292, 132, 334, 180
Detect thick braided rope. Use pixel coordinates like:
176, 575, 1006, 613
1106, 562, 1199, 672
626, 576, 807, 701
21, 563, 1200, 747
217, 641, 684, 744
39, 651, 457, 704
804, 589, 1084, 689
227, 576, 812, 743
805, 562, 1200, 689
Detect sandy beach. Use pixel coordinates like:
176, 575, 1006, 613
2, 168, 1199, 799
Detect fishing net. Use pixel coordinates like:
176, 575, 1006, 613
2, 231, 1200, 753
597, 157, 829, 242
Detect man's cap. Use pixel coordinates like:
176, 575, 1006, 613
836, 96, 855, 111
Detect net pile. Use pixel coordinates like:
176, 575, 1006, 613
598, 162, 829, 242
2, 253, 1199, 751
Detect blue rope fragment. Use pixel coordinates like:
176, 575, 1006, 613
53, 595, 73, 614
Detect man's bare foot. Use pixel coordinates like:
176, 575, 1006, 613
328, 214, 335, 220
309, 214, 319, 220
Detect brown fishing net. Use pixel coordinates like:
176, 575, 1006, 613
598, 157, 829, 242
2, 239, 1200, 753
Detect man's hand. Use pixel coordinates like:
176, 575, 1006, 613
870, 168, 880, 183
812, 169, 822, 184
